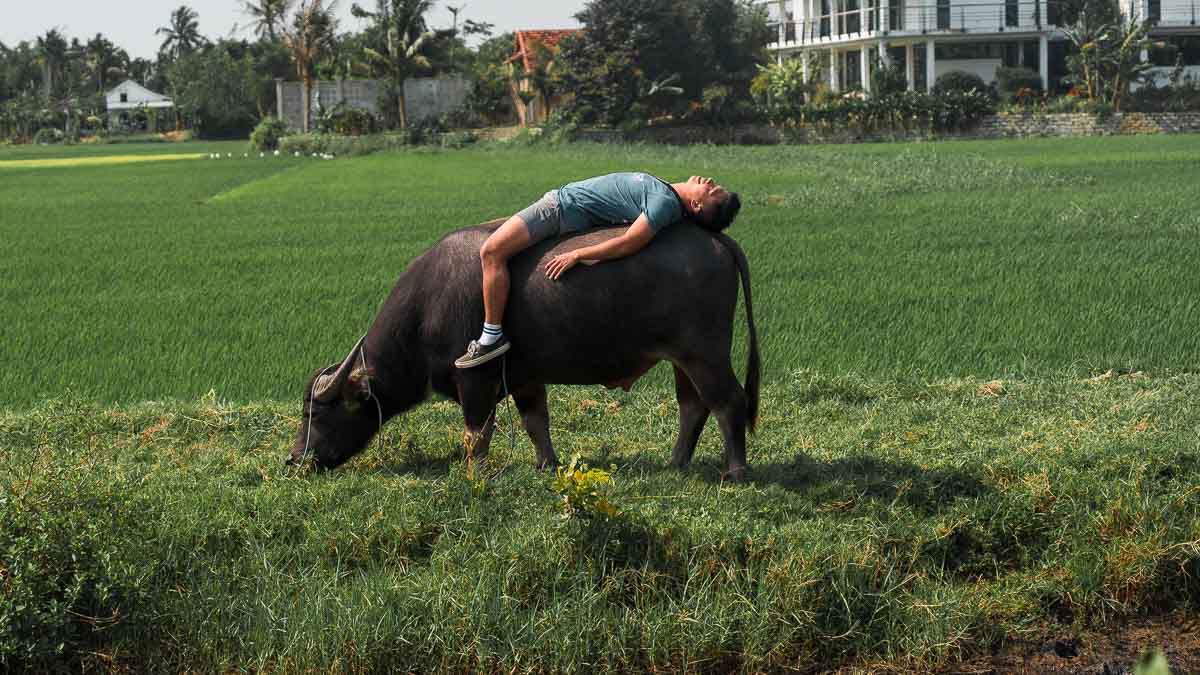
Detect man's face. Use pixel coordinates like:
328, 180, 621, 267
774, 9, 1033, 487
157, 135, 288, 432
687, 175, 729, 216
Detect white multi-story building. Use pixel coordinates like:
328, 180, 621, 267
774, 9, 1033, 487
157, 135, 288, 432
761, 0, 1200, 93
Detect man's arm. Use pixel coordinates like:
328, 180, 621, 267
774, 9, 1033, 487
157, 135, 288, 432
544, 214, 656, 280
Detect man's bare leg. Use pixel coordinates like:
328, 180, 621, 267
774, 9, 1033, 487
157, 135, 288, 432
456, 216, 532, 368
482, 215, 532, 325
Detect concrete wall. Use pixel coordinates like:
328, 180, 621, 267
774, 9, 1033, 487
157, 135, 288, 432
277, 77, 469, 131
402, 78, 471, 124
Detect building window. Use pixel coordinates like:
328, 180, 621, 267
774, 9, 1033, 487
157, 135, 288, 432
914, 44, 927, 90
821, 0, 832, 37
844, 50, 863, 88
1150, 36, 1200, 65
1148, 0, 1161, 22
1005, 0, 1019, 27
936, 42, 1004, 59
890, 0, 906, 29
843, 0, 862, 35
937, 0, 951, 29
868, 0, 878, 31
120, 93, 128, 103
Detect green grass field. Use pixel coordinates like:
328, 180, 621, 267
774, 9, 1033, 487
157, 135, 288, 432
3, 136, 1199, 406
2, 137, 1199, 672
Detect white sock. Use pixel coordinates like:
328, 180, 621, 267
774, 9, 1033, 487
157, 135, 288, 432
479, 322, 503, 346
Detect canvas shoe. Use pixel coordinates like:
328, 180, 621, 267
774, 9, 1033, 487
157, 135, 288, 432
455, 337, 510, 368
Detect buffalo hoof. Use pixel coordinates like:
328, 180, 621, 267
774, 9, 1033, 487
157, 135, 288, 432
536, 458, 560, 472
722, 466, 748, 483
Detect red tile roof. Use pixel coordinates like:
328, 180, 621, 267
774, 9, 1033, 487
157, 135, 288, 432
508, 29, 580, 72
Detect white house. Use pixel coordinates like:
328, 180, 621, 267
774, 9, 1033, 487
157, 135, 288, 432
104, 80, 175, 131
761, 0, 1200, 93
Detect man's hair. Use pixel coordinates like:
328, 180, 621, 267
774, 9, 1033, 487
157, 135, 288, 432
697, 192, 741, 232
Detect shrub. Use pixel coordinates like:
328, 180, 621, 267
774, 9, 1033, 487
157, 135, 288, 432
278, 132, 412, 157
315, 102, 378, 136
32, 128, 64, 145
0, 479, 155, 671
872, 61, 909, 97
1130, 80, 1200, 112
439, 106, 486, 130
934, 70, 988, 96
1044, 95, 1085, 113
780, 89, 995, 133
439, 130, 478, 149
250, 116, 288, 152
541, 110, 579, 144
995, 66, 1043, 101
754, 59, 812, 123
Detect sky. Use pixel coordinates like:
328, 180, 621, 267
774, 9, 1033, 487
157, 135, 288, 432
0, 0, 588, 60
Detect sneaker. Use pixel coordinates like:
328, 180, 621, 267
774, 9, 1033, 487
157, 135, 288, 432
455, 337, 510, 368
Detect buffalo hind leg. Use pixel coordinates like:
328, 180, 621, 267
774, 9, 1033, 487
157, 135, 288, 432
671, 365, 710, 470
677, 359, 749, 481
512, 383, 559, 470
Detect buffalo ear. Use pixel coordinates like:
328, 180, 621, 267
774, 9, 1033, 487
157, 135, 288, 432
342, 365, 374, 404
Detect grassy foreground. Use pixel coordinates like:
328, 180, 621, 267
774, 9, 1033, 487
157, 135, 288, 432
3, 371, 1198, 672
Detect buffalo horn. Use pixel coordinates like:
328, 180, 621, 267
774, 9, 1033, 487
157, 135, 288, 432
313, 335, 366, 402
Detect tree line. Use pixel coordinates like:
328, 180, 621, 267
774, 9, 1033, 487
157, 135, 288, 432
0, 0, 772, 142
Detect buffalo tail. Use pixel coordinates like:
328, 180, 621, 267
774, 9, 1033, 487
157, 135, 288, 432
712, 231, 760, 432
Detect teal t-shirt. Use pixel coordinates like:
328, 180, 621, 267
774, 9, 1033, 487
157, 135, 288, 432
556, 172, 684, 234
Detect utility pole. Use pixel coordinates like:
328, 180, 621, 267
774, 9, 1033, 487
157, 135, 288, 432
447, 4, 466, 71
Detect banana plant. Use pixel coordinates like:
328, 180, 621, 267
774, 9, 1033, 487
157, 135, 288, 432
351, 0, 440, 128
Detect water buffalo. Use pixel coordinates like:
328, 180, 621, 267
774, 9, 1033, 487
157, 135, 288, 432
287, 220, 760, 479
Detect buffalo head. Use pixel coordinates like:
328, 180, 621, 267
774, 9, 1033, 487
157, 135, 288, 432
287, 337, 380, 470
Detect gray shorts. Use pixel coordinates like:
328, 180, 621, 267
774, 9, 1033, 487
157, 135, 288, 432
516, 190, 564, 244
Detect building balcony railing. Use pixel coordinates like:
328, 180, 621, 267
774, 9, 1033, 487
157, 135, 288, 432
765, 0, 1199, 48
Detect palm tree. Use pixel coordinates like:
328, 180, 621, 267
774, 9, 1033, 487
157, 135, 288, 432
85, 34, 126, 93
283, 0, 339, 132
127, 57, 156, 87
35, 30, 68, 100
242, 0, 295, 41
157, 6, 206, 62
351, 0, 439, 128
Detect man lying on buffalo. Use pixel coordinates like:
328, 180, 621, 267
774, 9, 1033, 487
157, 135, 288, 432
454, 172, 742, 368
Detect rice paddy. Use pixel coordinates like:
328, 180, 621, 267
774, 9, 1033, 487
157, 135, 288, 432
2, 135, 1199, 672
0, 152, 206, 169
2, 135, 1198, 407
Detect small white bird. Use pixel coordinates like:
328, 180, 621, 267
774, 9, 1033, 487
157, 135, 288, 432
274, 150, 280, 156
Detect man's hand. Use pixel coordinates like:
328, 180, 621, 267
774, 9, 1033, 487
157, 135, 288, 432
545, 251, 580, 280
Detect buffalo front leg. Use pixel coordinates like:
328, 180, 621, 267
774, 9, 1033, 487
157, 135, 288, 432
457, 374, 499, 462
677, 359, 749, 481
512, 383, 559, 470
670, 365, 710, 470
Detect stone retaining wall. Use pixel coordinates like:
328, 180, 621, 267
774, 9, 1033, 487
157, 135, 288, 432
574, 112, 1200, 145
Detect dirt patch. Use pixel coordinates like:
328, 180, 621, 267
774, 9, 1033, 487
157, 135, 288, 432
944, 612, 1200, 674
